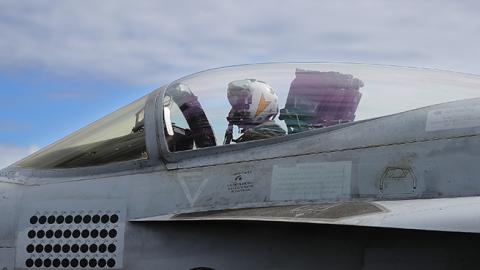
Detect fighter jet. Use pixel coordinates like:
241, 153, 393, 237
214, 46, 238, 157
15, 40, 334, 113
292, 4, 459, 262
2, 63, 480, 270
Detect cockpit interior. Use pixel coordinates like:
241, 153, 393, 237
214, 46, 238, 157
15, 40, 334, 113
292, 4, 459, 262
15, 63, 480, 170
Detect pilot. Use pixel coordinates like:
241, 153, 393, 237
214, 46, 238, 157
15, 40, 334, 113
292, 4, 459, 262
224, 79, 286, 144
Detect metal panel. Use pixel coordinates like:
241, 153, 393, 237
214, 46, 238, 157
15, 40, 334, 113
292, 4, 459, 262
0, 248, 14, 270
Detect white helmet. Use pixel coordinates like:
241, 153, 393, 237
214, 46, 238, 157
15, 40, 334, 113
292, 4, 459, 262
227, 79, 279, 126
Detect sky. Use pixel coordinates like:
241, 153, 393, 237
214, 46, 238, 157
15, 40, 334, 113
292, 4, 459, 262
1, 0, 480, 168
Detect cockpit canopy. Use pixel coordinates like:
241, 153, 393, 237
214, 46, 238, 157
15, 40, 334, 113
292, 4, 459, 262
15, 63, 480, 169
162, 63, 480, 152
17, 96, 148, 169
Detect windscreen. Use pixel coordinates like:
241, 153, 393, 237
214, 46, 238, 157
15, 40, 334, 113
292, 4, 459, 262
163, 63, 480, 152
17, 96, 148, 169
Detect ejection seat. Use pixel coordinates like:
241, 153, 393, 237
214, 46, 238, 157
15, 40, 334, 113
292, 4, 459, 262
279, 69, 364, 134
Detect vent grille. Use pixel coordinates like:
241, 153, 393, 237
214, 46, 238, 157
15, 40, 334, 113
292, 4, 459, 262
18, 209, 124, 269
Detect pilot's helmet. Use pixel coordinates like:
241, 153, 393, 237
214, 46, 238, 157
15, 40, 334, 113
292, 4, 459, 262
227, 79, 279, 126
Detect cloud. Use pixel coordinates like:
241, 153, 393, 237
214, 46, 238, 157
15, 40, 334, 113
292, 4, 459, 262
0, 144, 39, 169
0, 0, 480, 86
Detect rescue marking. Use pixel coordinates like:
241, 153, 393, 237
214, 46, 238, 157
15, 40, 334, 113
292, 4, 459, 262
178, 172, 209, 206
227, 170, 254, 193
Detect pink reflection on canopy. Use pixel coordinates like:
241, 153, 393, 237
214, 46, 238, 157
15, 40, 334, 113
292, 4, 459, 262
280, 69, 364, 134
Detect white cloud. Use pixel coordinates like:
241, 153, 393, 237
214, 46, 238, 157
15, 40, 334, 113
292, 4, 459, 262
0, 144, 39, 169
0, 0, 480, 85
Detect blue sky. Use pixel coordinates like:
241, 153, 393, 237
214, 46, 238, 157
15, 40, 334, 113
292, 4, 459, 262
1, 0, 480, 168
